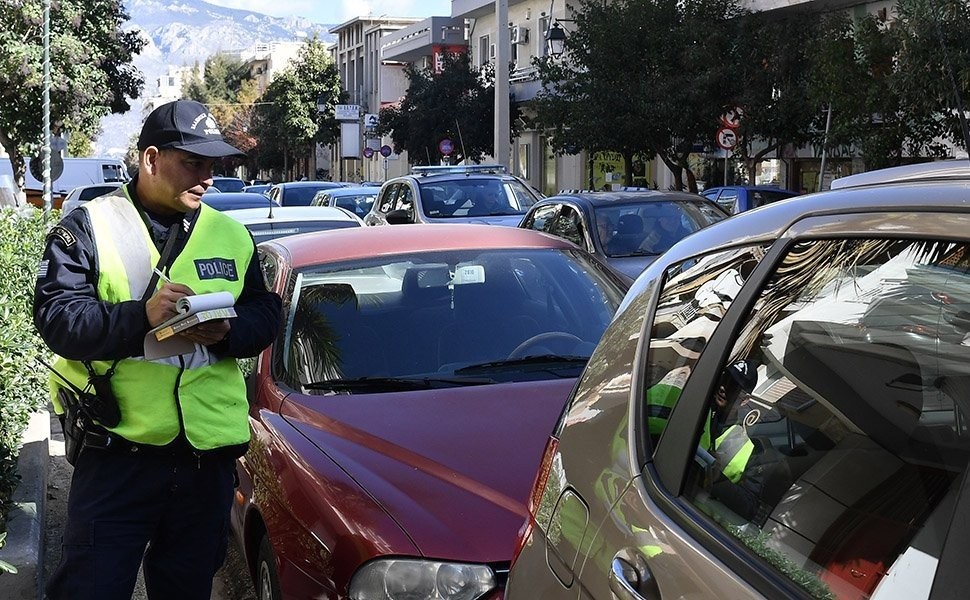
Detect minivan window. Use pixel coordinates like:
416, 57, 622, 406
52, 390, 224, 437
683, 238, 970, 600
644, 245, 768, 451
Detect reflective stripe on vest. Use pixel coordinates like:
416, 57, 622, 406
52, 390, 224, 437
714, 425, 755, 484
49, 191, 254, 449
646, 383, 712, 449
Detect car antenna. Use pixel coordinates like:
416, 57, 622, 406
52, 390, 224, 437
931, 2, 970, 166
267, 194, 275, 219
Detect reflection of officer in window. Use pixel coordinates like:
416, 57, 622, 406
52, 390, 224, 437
709, 360, 792, 525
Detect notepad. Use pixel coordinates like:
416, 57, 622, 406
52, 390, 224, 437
148, 291, 236, 341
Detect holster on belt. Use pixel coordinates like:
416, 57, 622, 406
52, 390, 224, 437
57, 388, 89, 467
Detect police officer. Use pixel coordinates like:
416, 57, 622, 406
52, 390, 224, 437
34, 99, 282, 600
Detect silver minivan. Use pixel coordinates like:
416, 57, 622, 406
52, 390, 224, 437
506, 161, 970, 600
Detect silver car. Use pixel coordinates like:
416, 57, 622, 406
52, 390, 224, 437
60, 182, 123, 214
363, 164, 541, 227
506, 160, 970, 600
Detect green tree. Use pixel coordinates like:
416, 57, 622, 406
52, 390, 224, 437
810, 1, 970, 171
0, 0, 145, 203
183, 53, 258, 175
730, 12, 828, 182
378, 52, 514, 165
532, 0, 747, 191
251, 38, 342, 179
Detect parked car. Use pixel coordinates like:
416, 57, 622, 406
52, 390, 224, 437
201, 191, 277, 211
59, 182, 124, 214
506, 160, 970, 600
267, 180, 345, 206
310, 185, 379, 219
363, 164, 542, 227
231, 224, 628, 600
223, 205, 363, 242
701, 184, 800, 214
210, 176, 247, 193
519, 190, 729, 284
241, 183, 272, 196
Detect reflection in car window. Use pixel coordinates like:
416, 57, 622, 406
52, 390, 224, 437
716, 190, 738, 213
274, 249, 625, 392
378, 184, 398, 213
550, 205, 584, 247
524, 204, 560, 232
682, 239, 970, 600
644, 245, 768, 449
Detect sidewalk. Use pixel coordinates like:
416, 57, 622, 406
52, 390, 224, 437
0, 409, 251, 600
0, 410, 50, 600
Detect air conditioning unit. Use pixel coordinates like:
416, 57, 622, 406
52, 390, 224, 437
509, 25, 529, 45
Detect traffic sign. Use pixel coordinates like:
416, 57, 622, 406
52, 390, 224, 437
335, 104, 360, 121
363, 147, 374, 158
30, 153, 63, 182
720, 107, 743, 129
438, 138, 455, 156
364, 113, 379, 128
379, 145, 393, 157
715, 127, 738, 150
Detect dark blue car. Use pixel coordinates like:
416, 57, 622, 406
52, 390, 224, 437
702, 185, 799, 214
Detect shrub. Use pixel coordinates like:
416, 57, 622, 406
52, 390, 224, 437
0, 207, 54, 526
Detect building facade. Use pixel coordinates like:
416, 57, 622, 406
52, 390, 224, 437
379, 0, 946, 195
328, 16, 422, 183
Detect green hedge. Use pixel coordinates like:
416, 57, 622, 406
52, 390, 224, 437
0, 207, 53, 526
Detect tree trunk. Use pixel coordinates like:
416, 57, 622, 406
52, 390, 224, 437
623, 152, 634, 187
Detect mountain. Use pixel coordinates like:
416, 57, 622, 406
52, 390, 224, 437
93, 0, 336, 157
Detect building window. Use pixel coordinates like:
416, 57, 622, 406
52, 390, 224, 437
538, 15, 551, 57
478, 35, 491, 66
517, 143, 531, 180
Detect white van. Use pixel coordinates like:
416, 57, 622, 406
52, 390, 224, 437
0, 156, 129, 207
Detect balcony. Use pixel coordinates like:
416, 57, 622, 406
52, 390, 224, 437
382, 16, 467, 63
451, 0, 533, 19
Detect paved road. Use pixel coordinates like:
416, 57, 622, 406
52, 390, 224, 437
43, 411, 256, 600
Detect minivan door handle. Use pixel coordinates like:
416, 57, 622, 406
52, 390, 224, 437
610, 551, 661, 600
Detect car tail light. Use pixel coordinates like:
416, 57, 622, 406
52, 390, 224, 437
510, 435, 559, 569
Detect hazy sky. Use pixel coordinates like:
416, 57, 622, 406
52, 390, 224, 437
204, 0, 452, 25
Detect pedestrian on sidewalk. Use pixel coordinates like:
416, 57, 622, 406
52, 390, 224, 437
33, 99, 282, 600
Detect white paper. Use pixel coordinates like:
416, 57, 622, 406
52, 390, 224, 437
143, 291, 235, 359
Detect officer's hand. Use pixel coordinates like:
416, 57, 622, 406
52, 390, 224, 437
179, 319, 230, 346
146, 282, 196, 327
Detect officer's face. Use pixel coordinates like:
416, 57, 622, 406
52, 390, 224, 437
140, 148, 215, 214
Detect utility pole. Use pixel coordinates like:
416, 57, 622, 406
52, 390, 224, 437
494, 0, 510, 169
42, 0, 52, 212
818, 104, 832, 192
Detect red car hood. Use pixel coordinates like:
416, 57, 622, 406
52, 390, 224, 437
279, 378, 575, 562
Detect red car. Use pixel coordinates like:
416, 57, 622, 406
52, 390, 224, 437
231, 224, 628, 600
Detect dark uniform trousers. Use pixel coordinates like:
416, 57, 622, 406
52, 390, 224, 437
45, 443, 236, 600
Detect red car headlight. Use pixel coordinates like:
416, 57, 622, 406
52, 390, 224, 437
349, 558, 496, 600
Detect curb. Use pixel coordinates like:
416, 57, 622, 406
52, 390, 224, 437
0, 411, 50, 600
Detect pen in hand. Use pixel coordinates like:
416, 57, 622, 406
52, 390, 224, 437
153, 267, 172, 284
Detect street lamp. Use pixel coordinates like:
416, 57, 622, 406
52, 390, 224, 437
545, 22, 567, 57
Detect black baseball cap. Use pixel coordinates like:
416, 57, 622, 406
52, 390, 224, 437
137, 99, 245, 158
725, 359, 757, 394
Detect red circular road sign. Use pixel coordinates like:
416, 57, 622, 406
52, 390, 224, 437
363, 147, 374, 158
719, 107, 743, 129
379, 145, 393, 157
438, 138, 455, 156
715, 127, 738, 150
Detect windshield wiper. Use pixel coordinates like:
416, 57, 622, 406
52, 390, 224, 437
611, 250, 661, 258
453, 355, 590, 374
304, 375, 495, 391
